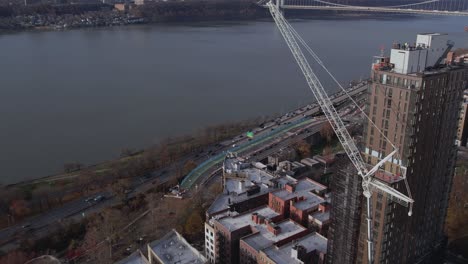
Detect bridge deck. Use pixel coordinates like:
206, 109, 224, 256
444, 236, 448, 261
277, 5, 468, 16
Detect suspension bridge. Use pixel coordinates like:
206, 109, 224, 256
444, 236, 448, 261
258, 0, 468, 16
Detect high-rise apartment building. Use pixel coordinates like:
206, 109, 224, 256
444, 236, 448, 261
354, 33, 467, 264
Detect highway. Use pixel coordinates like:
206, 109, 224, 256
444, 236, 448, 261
180, 82, 368, 189
0, 81, 368, 252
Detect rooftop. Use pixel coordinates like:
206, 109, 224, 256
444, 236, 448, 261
114, 250, 149, 264
242, 219, 306, 251
149, 229, 207, 264
310, 210, 330, 224
207, 168, 277, 215
217, 206, 279, 231
300, 158, 320, 167
273, 178, 327, 201
292, 192, 325, 211
261, 232, 328, 264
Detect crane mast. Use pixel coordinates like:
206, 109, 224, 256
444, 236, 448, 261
266, 2, 414, 263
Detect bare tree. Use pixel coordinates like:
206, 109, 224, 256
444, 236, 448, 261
294, 140, 311, 159
109, 178, 131, 204
320, 122, 334, 143
183, 160, 197, 175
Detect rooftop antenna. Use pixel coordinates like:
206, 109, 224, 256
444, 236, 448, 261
379, 44, 385, 57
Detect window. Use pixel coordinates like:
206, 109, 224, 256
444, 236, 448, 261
376, 202, 382, 210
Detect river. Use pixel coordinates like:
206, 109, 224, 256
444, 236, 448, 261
0, 14, 467, 184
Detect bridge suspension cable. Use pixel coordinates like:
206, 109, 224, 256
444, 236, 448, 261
309, 0, 442, 9
268, 0, 468, 14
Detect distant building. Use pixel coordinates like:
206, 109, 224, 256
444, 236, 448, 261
114, 3, 131, 11
148, 229, 207, 264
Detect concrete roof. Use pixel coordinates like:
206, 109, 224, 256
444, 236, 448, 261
310, 210, 330, 224
25, 256, 61, 264
301, 158, 320, 167
292, 192, 325, 211
207, 168, 276, 216
114, 250, 149, 264
149, 229, 207, 264
217, 206, 279, 231
273, 178, 326, 201
261, 232, 328, 264
242, 220, 306, 251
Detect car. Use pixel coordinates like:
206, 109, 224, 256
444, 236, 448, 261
94, 195, 105, 202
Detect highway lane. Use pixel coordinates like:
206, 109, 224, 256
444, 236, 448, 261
180, 117, 324, 189
197, 92, 367, 187
180, 82, 368, 189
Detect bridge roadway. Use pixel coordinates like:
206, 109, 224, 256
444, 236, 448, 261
280, 5, 468, 16
180, 82, 368, 189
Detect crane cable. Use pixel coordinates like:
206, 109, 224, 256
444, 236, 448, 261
286, 23, 397, 150
286, 21, 413, 202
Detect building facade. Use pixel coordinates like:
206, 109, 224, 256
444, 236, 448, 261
356, 33, 467, 264
456, 92, 468, 147
326, 159, 362, 264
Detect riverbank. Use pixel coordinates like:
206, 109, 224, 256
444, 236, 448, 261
0, 117, 270, 228
0, 0, 268, 33
0, 0, 425, 34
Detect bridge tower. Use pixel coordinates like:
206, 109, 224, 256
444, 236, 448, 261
275, 0, 285, 12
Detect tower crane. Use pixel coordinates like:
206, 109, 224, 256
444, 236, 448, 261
266, 2, 414, 263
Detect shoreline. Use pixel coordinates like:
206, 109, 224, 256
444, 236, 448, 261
0, 6, 426, 35
6, 80, 366, 188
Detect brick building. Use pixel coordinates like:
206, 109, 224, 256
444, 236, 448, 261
354, 33, 468, 264
205, 156, 330, 264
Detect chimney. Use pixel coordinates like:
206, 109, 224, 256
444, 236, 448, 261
239, 180, 245, 191
267, 222, 281, 235
291, 244, 307, 261
258, 215, 265, 224
252, 212, 258, 223
447, 51, 455, 65
319, 203, 329, 212
285, 183, 295, 193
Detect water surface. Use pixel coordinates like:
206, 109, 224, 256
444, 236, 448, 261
1, 15, 467, 184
